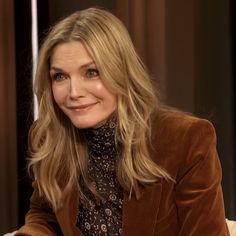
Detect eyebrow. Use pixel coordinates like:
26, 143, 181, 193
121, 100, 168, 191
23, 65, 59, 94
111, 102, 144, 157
50, 61, 96, 72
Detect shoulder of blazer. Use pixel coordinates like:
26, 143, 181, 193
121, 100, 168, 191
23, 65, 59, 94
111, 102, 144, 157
149, 107, 216, 166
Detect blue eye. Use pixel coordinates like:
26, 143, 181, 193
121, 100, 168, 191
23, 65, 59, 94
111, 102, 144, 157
53, 73, 67, 81
86, 68, 99, 78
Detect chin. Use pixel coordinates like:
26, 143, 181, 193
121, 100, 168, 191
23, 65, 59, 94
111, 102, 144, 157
71, 120, 100, 129
73, 123, 92, 129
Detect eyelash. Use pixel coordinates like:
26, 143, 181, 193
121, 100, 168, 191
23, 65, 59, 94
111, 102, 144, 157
85, 68, 99, 78
51, 68, 99, 82
52, 73, 67, 81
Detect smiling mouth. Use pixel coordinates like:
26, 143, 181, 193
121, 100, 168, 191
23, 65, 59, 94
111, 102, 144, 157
69, 102, 98, 112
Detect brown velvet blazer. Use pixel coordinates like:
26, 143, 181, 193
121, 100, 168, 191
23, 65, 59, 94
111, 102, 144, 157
16, 110, 229, 236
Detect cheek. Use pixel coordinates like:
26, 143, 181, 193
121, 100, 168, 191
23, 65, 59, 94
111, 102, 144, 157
94, 83, 104, 92
52, 85, 67, 104
99, 87, 117, 109
109, 95, 117, 110
93, 82, 115, 100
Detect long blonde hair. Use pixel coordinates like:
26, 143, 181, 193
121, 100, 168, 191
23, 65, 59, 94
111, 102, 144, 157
29, 7, 170, 211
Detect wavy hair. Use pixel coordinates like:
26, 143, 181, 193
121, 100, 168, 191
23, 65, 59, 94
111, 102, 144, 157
28, 7, 171, 210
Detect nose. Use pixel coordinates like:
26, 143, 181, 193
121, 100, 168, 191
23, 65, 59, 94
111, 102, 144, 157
69, 76, 86, 100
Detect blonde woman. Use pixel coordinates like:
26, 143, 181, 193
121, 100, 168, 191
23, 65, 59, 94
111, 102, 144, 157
16, 8, 229, 236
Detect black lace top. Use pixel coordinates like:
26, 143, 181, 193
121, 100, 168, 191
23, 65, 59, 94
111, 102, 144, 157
77, 118, 123, 235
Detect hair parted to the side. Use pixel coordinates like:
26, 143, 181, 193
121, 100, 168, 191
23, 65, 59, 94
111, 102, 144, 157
28, 7, 172, 211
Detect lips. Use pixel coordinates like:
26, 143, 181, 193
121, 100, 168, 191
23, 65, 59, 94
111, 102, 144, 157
68, 102, 98, 112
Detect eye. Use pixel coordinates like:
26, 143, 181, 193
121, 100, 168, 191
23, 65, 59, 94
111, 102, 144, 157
85, 68, 99, 78
52, 73, 68, 82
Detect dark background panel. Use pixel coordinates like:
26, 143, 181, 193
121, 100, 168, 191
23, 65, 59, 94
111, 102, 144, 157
14, 0, 34, 226
194, 0, 235, 218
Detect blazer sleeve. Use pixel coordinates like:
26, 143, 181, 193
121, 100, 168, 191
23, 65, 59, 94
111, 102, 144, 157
175, 119, 229, 236
15, 181, 63, 236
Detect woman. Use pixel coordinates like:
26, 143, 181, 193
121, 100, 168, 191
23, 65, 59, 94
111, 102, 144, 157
16, 7, 229, 236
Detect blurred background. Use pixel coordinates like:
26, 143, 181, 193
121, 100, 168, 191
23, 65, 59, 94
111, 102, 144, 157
0, 0, 235, 234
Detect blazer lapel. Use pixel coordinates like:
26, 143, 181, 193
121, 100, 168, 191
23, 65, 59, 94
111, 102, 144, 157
56, 180, 162, 236
56, 187, 83, 236
122, 180, 163, 236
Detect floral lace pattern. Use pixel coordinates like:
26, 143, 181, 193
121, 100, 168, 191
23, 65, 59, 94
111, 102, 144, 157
77, 118, 123, 235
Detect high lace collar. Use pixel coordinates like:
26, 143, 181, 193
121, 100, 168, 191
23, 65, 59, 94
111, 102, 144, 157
83, 117, 118, 157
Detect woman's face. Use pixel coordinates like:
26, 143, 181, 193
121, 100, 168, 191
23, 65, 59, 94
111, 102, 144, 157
50, 41, 117, 129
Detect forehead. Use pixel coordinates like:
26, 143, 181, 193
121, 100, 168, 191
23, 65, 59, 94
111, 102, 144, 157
50, 41, 90, 60
50, 41, 93, 65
